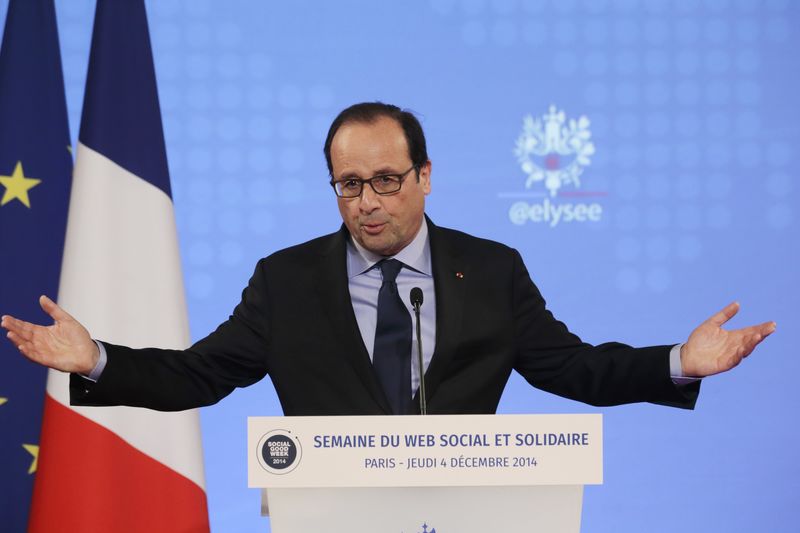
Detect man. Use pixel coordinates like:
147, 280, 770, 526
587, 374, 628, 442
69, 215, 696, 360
1, 102, 775, 415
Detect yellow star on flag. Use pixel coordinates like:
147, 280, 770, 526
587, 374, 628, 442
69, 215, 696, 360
0, 161, 41, 208
0, 397, 7, 406
23, 444, 39, 474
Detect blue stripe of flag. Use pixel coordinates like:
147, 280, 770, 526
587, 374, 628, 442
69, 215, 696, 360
78, 0, 171, 198
0, 1, 71, 531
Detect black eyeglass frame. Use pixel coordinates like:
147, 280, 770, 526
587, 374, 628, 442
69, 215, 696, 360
329, 165, 419, 198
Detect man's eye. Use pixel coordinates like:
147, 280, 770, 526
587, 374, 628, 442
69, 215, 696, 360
343, 179, 361, 189
378, 176, 397, 184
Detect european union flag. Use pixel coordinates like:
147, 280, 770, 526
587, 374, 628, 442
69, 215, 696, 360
0, 1, 71, 531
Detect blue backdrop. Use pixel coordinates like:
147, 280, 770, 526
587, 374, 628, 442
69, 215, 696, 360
2, 1, 797, 531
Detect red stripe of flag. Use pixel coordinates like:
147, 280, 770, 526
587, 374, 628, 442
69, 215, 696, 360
29, 396, 209, 533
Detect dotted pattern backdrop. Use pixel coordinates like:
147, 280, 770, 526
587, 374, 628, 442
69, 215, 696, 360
0, 1, 795, 532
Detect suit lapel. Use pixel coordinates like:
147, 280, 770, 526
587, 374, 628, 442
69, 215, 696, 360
416, 220, 467, 407
313, 226, 392, 414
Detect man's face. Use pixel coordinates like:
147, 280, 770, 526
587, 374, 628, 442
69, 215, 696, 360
330, 117, 431, 256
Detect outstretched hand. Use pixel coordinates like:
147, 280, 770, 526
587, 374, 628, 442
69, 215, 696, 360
681, 302, 775, 378
1, 295, 98, 375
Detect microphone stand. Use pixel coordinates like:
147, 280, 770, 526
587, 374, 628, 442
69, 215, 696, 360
410, 288, 426, 415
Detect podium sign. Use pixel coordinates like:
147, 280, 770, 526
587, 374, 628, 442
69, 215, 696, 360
248, 414, 602, 532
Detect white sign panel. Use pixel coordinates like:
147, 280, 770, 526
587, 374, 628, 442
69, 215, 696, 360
248, 414, 602, 489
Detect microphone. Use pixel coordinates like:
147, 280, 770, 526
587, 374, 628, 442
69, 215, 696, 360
410, 287, 423, 308
410, 287, 426, 415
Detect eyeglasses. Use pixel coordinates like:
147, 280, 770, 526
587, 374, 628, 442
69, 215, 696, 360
329, 165, 418, 198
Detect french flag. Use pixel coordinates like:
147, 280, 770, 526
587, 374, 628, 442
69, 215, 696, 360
29, 1, 210, 531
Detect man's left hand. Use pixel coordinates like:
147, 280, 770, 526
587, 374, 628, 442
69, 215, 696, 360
681, 302, 775, 378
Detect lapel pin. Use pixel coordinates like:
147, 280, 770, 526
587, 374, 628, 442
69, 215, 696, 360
455, 271, 464, 279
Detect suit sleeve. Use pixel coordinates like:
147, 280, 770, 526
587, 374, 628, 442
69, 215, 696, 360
510, 250, 699, 409
70, 259, 272, 411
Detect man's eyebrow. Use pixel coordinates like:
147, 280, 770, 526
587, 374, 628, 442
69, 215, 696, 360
333, 169, 361, 180
336, 166, 401, 180
371, 166, 402, 176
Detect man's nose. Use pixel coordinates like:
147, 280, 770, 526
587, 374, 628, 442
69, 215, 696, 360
358, 184, 381, 212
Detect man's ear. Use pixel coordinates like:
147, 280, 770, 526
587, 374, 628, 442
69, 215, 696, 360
419, 160, 432, 194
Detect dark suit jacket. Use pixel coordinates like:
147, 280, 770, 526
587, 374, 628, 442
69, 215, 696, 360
71, 219, 699, 414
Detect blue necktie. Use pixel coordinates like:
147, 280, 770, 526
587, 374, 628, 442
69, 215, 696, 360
373, 259, 412, 414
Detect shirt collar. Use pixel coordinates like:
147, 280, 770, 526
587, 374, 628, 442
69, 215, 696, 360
346, 218, 432, 278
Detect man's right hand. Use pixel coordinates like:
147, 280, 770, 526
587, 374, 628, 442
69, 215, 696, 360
1, 295, 98, 375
